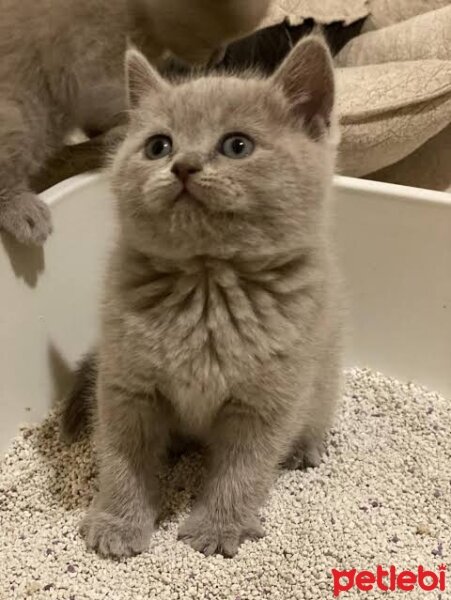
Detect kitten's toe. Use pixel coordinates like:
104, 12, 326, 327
178, 510, 264, 558
0, 193, 52, 245
80, 510, 151, 558
283, 437, 324, 470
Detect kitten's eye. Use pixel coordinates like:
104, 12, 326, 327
220, 134, 254, 159
145, 135, 173, 160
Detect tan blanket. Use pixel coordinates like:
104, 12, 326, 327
363, 0, 451, 30
368, 125, 451, 192
335, 3, 451, 188
337, 61, 451, 177
263, 0, 369, 26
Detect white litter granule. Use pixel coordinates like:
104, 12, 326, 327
0, 368, 450, 600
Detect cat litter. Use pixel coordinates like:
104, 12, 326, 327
1, 368, 450, 600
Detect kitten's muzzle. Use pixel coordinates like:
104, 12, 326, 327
170, 160, 206, 207
171, 161, 202, 183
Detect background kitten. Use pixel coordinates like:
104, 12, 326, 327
0, 0, 269, 245
66, 36, 343, 559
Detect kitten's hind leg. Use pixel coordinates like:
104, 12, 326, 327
284, 339, 342, 471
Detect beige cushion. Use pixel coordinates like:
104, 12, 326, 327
260, 1, 451, 186
263, 0, 369, 27
337, 61, 451, 176
336, 5, 451, 66
363, 0, 451, 31
367, 125, 451, 192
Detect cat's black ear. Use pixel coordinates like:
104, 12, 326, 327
273, 36, 335, 138
126, 48, 169, 108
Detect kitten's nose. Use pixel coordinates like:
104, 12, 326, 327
171, 161, 201, 183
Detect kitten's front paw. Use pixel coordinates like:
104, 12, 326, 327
178, 509, 264, 557
0, 193, 52, 245
80, 510, 152, 558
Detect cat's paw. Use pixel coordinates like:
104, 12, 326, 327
0, 193, 52, 245
282, 437, 324, 470
80, 510, 152, 558
178, 509, 264, 557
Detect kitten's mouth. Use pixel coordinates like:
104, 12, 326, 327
173, 187, 204, 208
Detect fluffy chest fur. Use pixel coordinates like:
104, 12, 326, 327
104, 249, 323, 432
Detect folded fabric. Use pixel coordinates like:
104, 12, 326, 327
263, 0, 369, 27
363, 0, 451, 31
337, 61, 451, 176
367, 125, 451, 192
336, 5, 451, 66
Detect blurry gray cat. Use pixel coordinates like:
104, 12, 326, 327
0, 0, 269, 245
62, 36, 343, 558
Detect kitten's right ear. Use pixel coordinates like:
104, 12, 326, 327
126, 48, 169, 108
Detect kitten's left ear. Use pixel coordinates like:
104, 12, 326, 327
126, 48, 169, 109
273, 36, 335, 139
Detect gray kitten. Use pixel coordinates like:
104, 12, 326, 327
64, 36, 343, 558
0, 0, 269, 245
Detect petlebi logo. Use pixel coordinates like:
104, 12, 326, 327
332, 564, 447, 597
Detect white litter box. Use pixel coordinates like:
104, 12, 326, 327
1, 175, 450, 452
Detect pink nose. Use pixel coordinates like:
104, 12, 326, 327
171, 161, 201, 183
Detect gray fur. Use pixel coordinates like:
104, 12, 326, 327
69, 37, 343, 559
0, 0, 270, 244
61, 351, 98, 444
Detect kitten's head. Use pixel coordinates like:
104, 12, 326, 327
112, 37, 337, 260
142, 0, 271, 66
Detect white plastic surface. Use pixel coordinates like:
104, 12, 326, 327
334, 177, 451, 397
1, 174, 450, 451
